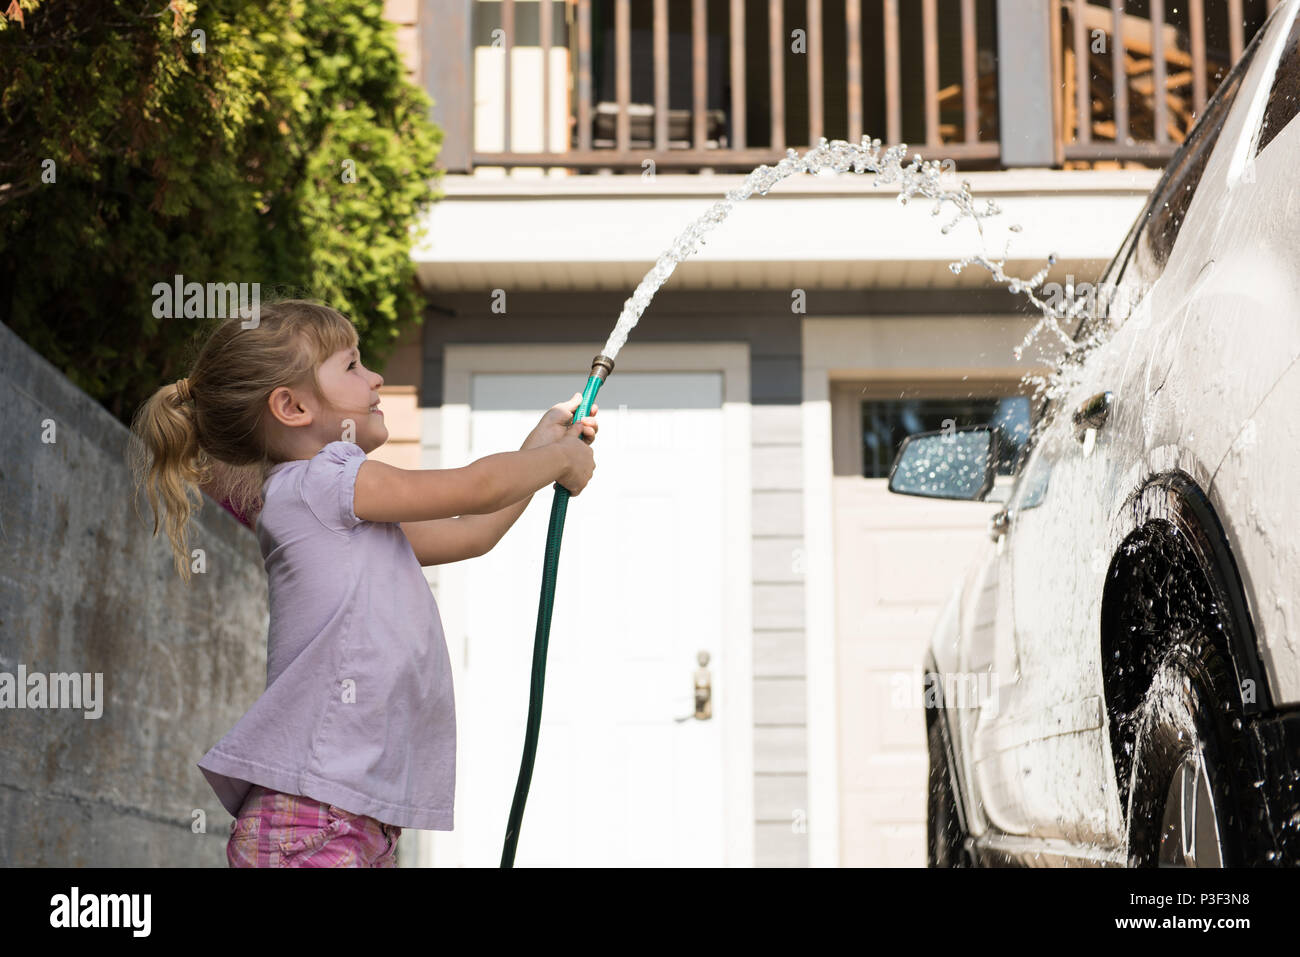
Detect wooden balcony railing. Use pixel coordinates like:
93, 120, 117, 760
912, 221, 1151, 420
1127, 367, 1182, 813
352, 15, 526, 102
1060, 0, 1278, 164
433, 0, 1278, 175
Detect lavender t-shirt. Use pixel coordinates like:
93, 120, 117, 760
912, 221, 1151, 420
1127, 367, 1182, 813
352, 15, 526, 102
197, 440, 456, 830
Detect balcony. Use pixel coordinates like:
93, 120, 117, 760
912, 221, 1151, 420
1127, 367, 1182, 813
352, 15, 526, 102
429, 0, 1278, 175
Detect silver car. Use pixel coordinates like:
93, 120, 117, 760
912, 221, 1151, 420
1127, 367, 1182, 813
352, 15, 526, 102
891, 0, 1300, 866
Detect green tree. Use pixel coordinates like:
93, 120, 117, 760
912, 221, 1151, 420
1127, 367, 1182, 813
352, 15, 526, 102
0, 0, 443, 421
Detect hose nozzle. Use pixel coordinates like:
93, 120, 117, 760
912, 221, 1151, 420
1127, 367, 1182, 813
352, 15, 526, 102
590, 354, 615, 381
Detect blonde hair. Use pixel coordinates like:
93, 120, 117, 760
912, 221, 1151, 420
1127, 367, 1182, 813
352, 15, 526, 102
128, 299, 360, 582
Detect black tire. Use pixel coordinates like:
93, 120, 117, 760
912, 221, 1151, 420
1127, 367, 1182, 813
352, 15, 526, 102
927, 713, 973, 867
1124, 628, 1266, 866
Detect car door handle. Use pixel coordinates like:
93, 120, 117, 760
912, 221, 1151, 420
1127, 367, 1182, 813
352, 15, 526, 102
1072, 390, 1113, 442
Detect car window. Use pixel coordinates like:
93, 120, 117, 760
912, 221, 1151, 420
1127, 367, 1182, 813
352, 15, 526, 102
1009, 439, 1051, 511
1256, 13, 1300, 157
1073, 211, 1143, 339
1076, 20, 1268, 341
1126, 69, 1246, 280
999, 413, 1055, 513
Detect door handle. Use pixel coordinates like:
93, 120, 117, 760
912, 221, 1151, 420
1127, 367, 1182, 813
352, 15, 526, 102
1073, 390, 1113, 442
674, 650, 713, 722
989, 507, 1011, 542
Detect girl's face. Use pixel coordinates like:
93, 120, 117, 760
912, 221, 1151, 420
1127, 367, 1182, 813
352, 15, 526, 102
315, 345, 388, 453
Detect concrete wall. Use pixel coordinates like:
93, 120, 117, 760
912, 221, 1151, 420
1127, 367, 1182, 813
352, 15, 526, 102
0, 321, 269, 867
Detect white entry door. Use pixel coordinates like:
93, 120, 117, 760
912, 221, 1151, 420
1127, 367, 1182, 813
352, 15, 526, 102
454, 369, 728, 866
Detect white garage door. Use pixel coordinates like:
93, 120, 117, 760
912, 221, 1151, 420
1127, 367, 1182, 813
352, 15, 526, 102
454, 371, 728, 866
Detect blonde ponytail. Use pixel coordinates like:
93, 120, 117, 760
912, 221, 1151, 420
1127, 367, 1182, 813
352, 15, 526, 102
128, 379, 212, 583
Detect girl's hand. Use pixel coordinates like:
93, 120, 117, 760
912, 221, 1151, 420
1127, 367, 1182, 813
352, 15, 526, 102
522, 392, 598, 451
557, 422, 596, 496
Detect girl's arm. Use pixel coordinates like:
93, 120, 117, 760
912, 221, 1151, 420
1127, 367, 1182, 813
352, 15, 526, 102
361, 418, 594, 564
396, 423, 589, 565
353, 444, 570, 525
399, 495, 533, 566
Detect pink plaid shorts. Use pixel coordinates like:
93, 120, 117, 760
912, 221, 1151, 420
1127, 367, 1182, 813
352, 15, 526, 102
226, 784, 401, 868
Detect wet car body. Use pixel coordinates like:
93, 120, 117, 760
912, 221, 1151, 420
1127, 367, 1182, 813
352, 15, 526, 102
911, 0, 1300, 865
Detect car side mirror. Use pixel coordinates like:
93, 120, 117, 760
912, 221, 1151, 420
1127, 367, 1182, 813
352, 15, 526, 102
887, 425, 1000, 501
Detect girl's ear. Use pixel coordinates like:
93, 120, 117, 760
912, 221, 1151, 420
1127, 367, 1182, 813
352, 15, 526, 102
266, 385, 313, 428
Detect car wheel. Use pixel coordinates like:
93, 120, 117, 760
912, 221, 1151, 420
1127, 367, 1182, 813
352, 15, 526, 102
927, 714, 973, 867
1125, 629, 1258, 866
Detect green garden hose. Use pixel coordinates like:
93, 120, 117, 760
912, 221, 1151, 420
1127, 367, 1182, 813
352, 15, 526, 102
501, 353, 614, 867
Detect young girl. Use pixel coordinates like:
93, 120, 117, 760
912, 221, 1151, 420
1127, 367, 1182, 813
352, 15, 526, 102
128, 299, 598, 867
